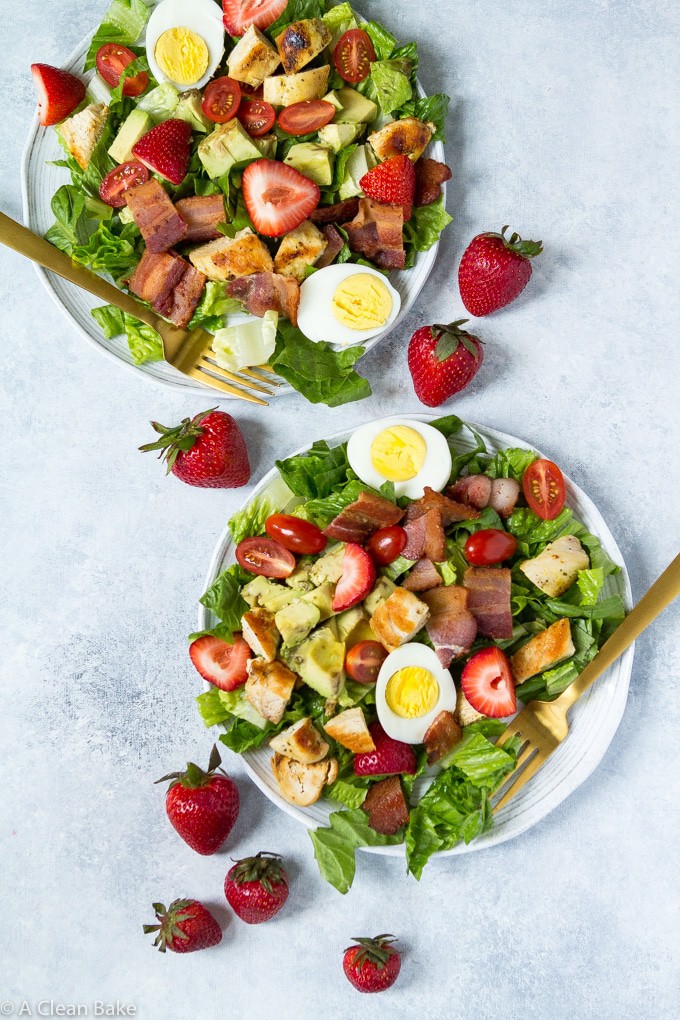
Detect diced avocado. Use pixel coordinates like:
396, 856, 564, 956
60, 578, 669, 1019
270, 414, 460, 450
285, 557, 316, 592
334, 87, 378, 124
310, 544, 345, 586
302, 581, 335, 621
224, 119, 267, 162
118, 205, 134, 225
322, 90, 344, 112
255, 134, 277, 160
242, 575, 301, 613
338, 144, 378, 200
275, 600, 320, 646
136, 82, 179, 123
317, 122, 362, 153
336, 605, 367, 644
325, 616, 340, 640
364, 576, 397, 615
198, 138, 236, 181
286, 626, 345, 699
175, 90, 211, 133
108, 109, 152, 164
284, 143, 334, 187
198, 119, 264, 180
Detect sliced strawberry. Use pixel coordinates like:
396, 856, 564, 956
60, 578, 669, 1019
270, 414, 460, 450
189, 634, 251, 691
332, 543, 376, 612
359, 155, 416, 222
241, 159, 320, 237
222, 0, 288, 36
132, 119, 192, 187
31, 63, 86, 127
354, 723, 417, 777
461, 646, 517, 718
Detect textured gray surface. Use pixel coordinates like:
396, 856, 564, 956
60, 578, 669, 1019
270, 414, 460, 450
1, 1, 679, 1017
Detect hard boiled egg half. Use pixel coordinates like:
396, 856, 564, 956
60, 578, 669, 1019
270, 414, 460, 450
297, 264, 401, 345
376, 644, 457, 744
347, 417, 452, 500
146, 0, 225, 91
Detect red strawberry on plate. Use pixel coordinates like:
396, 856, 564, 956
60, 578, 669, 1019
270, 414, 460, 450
140, 408, 251, 488
222, 0, 287, 36
132, 119, 192, 186
343, 935, 402, 993
144, 899, 222, 953
360, 154, 416, 221
332, 543, 376, 612
189, 634, 251, 691
225, 852, 289, 924
461, 646, 517, 718
31, 63, 86, 127
241, 159, 320, 237
157, 745, 240, 855
408, 319, 484, 407
354, 722, 417, 776
458, 226, 543, 316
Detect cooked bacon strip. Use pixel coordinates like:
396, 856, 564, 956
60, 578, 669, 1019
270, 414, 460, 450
488, 477, 520, 518
125, 179, 188, 253
324, 490, 404, 543
128, 250, 205, 328
406, 486, 480, 526
227, 272, 300, 326
362, 775, 409, 835
423, 710, 463, 765
414, 158, 452, 207
464, 566, 513, 639
310, 197, 360, 224
314, 224, 345, 269
174, 194, 225, 243
344, 198, 405, 270
402, 558, 443, 592
421, 585, 478, 666
448, 475, 492, 510
402, 507, 445, 562
165, 262, 207, 329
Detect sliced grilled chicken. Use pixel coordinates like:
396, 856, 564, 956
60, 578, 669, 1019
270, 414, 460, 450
324, 707, 375, 753
510, 618, 575, 682
241, 608, 280, 662
520, 535, 590, 598
269, 717, 329, 763
245, 658, 297, 725
371, 587, 429, 652
271, 753, 338, 806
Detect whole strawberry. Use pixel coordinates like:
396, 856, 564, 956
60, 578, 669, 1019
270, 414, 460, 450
157, 745, 239, 856
143, 899, 222, 953
140, 407, 250, 488
408, 319, 484, 407
353, 722, 417, 776
458, 226, 543, 316
343, 935, 402, 993
225, 852, 289, 924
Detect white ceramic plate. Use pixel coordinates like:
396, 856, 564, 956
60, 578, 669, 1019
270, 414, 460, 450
21, 21, 446, 398
199, 415, 634, 856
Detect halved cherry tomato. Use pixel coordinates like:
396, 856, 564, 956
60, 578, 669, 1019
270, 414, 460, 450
96, 44, 148, 97
464, 528, 518, 566
202, 76, 241, 124
265, 513, 327, 555
238, 98, 276, 137
333, 29, 376, 84
235, 536, 296, 577
99, 160, 150, 207
278, 100, 336, 136
522, 459, 566, 521
345, 640, 388, 684
366, 525, 407, 566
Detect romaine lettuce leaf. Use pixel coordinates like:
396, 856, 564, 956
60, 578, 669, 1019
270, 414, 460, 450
482, 447, 538, 481
188, 281, 241, 332
363, 20, 397, 60
199, 565, 248, 642
271, 323, 371, 407
91, 304, 163, 364
295, 478, 371, 527
403, 195, 453, 253
370, 60, 412, 113
276, 439, 351, 499
228, 496, 277, 544
267, 0, 324, 38
72, 222, 140, 281
309, 808, 403, 894
85, 0, 152, 70
322, 1, 357, 45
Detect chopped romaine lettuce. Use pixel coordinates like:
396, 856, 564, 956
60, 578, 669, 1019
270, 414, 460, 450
228, 496, 277, 545
370, 60, 413, 113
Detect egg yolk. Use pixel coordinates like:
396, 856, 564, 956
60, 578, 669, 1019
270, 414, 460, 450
155, 27, 209, 85
331, 273, 392, 330
370, 426, 427, 481
386, 667, 439, 719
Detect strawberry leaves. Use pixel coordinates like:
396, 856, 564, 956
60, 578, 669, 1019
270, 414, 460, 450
431, 320, 483, 363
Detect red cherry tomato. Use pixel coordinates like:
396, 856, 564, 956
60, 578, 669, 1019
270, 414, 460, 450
99, 160, 150, 207
235, 536, 296, 578
277, 100, 336, 135
522, 459, 566, 521
265, 514, 327, 555
96, 44, 148, 97
345, 641, 388, 684
366, 525, 407, 566
333, 29, 376, 84
464, 528, 518, 566
238, 98, 276, 137
202, 76, 241, 124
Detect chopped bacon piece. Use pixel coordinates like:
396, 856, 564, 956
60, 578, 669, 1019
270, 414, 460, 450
324, 491, 404, 544
402, 558, 443, 592
423, 710, 463, 765
310, 197, 360, 225
128, 249, 205, 329
488, 477, 521, 518
402, 507, 445, 562
174, 194, 225, 243
421, 585, 477, 666
344, 198, 405, 271
464, 566, 513, 639
406, 486, 480, 526
448, 475, 492, 510
125, 179, 188, 253
414, 158, 452, 207
164, 262, 207, 329
314, 224, 345, 269
226, 272, 300, 326
362, 775, 409, 835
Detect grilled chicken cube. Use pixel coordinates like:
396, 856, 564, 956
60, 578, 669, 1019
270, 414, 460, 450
520, 535, 590, 598
274, 220, 328, 281
324, 707, 375, 753
263, 65, 330, 107
245, 658, 297, 725
269, 717, 329, 764
510, 618, 575, 682
371, 587, 429, 652
60, 103, 108, 170
189, 228, 274, 282
227, 25, 281, 87
241, 608, 280, 662
271, 753, 338, 806
368, 117, 435, 163
454, 687, 484, 727
275, 19, 332, 75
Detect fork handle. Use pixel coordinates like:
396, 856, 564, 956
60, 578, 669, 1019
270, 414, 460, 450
560, 552, 680, 708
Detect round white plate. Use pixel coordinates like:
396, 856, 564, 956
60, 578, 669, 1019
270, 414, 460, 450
199, 415, 634, 856
21, 29, 446, 398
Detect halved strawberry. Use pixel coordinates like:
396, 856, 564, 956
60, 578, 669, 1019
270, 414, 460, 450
241, 159, 320, 237
332, 543, 376, 612
359, 155, 416, 221
222, 0, 288, 36
461, 646, 516, 718
132, 119, 192, 187
189, 634, 251, 691
31, 63, 86, 127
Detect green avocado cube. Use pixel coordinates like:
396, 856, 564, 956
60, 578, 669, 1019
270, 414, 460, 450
275, 600, 320, 646
175, 90, 212, 133
335, 605, 367, 644
286, 626, 345, 699
317, 122, 362, 153
337, 144, 377, 200
284, 143, 335, 187
255, 134, 277, 160
334, 87, 378, 124
310, 544, 345, 587
302, 581, 336, 621
108, 109, 152, 164
199, 119, 264, 179
242, 575, 301, 613
364, 577, 397, 615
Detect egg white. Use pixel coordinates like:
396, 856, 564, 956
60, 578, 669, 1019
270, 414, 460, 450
376, 644, 457, 744
297, 264, 401, 346
146, 0, 225, 92
346, 417, 453, 499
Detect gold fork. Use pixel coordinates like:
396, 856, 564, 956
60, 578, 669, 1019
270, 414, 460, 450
0, 211, 277, 405
494, 551, 680, 811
